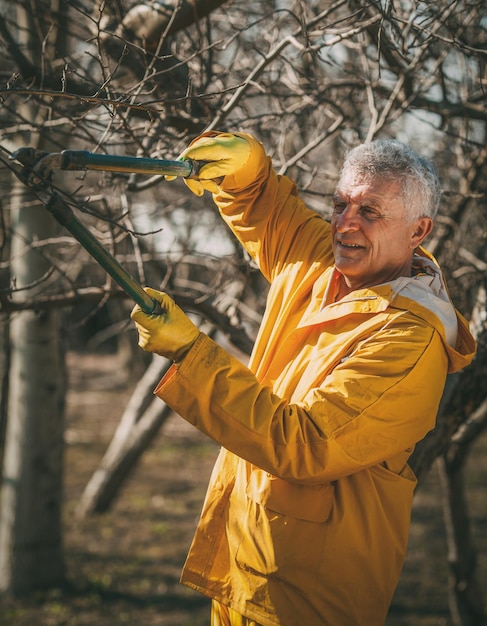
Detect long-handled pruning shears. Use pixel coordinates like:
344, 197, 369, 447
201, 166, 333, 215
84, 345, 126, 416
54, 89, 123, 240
9, 147, 205, 314
11, 148, 203, 182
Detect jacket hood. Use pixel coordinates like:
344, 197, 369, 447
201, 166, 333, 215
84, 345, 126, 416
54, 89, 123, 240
386, 247, 476, 373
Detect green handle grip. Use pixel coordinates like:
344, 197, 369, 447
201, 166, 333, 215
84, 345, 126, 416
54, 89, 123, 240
57, 150, 199, 178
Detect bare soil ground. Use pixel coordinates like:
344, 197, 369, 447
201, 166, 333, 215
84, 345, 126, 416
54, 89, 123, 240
1, 351, 486, 625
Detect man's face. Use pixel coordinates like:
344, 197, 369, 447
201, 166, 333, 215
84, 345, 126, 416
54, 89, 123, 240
331, 170, 432, 291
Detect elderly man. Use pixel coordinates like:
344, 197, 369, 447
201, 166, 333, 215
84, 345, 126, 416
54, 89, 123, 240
131, 132, 475, 626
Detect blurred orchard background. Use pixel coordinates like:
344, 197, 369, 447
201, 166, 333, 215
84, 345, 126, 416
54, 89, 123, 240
0, 1, 486, 624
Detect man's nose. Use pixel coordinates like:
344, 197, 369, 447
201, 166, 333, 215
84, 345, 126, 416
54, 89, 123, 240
335, 206, 359, 232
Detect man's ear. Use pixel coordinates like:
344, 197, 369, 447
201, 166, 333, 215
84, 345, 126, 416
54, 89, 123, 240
410, 217, 433, 248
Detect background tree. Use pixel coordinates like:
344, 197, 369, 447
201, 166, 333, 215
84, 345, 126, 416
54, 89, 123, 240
0, 0, 485, 622
0, 0, 69, 593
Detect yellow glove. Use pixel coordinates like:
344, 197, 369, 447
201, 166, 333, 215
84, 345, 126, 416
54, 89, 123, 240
130, 288, 200, 362
166, 132, 251, 196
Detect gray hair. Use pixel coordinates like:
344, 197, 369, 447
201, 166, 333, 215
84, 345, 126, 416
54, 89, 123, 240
339, 139, 441, 221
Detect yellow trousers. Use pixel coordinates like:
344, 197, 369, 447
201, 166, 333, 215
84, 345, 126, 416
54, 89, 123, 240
211, 600, 262, 626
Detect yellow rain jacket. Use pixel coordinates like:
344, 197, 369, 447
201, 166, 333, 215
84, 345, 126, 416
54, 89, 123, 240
155, 133, 476, 626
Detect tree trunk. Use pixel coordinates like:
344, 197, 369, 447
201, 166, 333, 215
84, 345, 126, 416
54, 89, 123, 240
0, 181, 66, 592
76, 322, 216, 516
0, 314, 9, 470
438, 401, 487, 626
75, 354, 172, 516
0, 0, 73, 593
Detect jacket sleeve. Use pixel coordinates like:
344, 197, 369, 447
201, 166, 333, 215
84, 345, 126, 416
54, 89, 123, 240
207, 132, 335, 282
154, 318, 448, 484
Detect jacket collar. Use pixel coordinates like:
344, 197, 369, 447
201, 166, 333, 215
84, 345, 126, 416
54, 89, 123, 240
298, 256, 475, 372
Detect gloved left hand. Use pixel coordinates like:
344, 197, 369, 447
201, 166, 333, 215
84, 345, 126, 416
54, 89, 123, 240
131, 288, 200, 362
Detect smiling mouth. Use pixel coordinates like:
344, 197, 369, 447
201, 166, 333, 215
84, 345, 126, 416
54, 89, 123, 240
338, 241, 364, 249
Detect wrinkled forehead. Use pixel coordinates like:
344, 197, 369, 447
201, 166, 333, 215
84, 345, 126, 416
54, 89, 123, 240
336, 166, 404, 198
334, 170, 410, 220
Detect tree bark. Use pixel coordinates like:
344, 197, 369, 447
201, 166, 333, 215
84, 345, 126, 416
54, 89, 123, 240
438, 400, 487, 626
0, 181, 66, 592
0, 313, 9, 471
76, 321, 217, 517
438, 454, 485, 626
0, 0, 70, 592
75, 354, 172, 516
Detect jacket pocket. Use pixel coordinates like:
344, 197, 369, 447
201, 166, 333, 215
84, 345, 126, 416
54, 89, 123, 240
234, 470, 334, 581
246, 470, 334, 521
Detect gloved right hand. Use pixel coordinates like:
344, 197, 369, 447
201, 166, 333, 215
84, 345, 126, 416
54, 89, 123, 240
131, 288, 200, 362
167, 132, 251, 196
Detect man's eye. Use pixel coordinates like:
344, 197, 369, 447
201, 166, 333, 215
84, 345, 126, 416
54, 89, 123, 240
333, 203, 346, 213
361, 206, 380, 218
